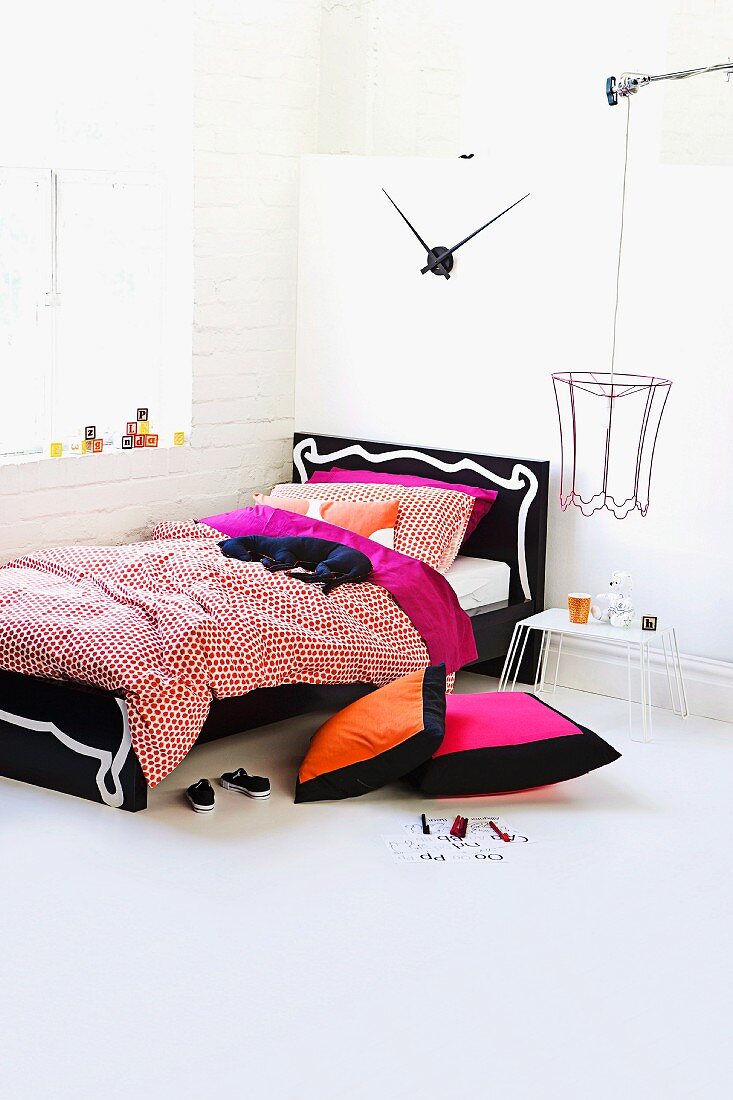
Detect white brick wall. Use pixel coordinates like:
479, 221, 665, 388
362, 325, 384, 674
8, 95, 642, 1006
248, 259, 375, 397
0, 0, 322, 562
317, 0, 462, 156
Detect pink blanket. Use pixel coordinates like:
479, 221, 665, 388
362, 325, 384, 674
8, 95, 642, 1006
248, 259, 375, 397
0, 516, 475, 787
205, 505, 477, 671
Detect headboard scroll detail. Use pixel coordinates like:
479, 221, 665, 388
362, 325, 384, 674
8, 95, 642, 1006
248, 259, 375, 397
293, 436, 544, 603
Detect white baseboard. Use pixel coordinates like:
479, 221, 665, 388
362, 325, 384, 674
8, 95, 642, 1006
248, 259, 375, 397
538, 636, 733, 724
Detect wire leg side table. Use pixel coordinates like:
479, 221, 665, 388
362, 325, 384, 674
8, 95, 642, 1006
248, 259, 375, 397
498, 613, 689, 742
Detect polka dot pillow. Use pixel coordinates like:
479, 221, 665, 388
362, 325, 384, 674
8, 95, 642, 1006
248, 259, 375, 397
269, 481, 475, 574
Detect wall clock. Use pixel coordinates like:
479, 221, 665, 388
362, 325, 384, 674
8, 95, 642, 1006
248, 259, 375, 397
382, 188, 530, 280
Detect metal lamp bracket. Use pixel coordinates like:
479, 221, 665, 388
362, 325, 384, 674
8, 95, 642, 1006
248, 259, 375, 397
606, 61, 733, 105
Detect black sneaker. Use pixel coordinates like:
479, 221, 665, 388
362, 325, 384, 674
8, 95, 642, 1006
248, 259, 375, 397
186, 778, 215, 813
220, 768, 271, 799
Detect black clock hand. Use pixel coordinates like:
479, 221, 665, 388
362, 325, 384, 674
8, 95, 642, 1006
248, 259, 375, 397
420, 192, 530, 274
382, 189, 432, 253
383, 189, 451, 279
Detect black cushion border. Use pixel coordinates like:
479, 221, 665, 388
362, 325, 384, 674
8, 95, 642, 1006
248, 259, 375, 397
295, 664, 446, 803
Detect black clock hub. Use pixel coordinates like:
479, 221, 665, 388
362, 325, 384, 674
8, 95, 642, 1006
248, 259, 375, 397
426, 247, 453, 277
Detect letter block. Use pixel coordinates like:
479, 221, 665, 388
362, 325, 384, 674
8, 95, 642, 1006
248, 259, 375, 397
138, 420, 150, 435
121, 435, 133, 450
144, 433, 159, 447
126, 421, 137, 436
91, 438, 104, 454
136, 407, 148, 422
173, 431, 185, 447
85, 425, 96, 440
133, 434, 145, 449
50, 442, 63, 458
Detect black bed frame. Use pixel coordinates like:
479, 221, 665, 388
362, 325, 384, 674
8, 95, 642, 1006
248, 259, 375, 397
0, 433, 548, 811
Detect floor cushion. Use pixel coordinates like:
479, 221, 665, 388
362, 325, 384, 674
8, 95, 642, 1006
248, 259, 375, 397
295, 665, 446, 803
408, 691, 621, 796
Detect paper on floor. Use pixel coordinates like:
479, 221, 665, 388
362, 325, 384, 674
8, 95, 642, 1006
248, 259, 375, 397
382, 832, 511, 863
384, 814, 534, 862
401, 815, 530, 843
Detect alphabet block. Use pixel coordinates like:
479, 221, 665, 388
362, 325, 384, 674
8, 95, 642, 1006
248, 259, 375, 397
50, 442, 63, 458
133, 434, 145, 448
173, 431, 185, 447
138, 420, 150, 435
91, 438, 103, 454
121, 435, 133, 450
85, 425, 96, 440
136, 407, 148, 422
144, 433, 159, 447
126, 421, 137, 436
81, 440, 88, 455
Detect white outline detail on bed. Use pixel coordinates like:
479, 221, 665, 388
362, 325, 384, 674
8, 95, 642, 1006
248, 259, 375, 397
292, 437, 538, 602
0, 697, 132, 808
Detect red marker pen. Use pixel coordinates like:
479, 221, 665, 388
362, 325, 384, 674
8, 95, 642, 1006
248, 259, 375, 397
489, 820, 511, 843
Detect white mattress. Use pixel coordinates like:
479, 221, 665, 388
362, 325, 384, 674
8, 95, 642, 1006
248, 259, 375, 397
444, 555, 511, 615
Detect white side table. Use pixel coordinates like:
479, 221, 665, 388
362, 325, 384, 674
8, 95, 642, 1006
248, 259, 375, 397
498, 608, 688, 742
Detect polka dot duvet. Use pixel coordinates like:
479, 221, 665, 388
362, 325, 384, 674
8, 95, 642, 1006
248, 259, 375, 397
0, 521, 439, 787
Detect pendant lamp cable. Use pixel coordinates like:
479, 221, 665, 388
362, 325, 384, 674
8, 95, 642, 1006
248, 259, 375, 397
609, 97, 632, 390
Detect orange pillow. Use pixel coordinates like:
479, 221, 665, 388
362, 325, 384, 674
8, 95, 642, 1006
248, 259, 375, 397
269, 482, 474, 573
295, 665, 446, 802
253, 493, 399, 549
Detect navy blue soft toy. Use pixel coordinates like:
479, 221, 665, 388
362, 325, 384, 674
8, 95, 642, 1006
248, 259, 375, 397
219, 535, 373, 596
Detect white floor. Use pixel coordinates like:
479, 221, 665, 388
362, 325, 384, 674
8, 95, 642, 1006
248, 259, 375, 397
1, 674, 732, 1100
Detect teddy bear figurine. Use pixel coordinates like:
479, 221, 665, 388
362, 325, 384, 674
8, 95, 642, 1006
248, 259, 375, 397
608, 595, 635, 628
591, 571, 635, 628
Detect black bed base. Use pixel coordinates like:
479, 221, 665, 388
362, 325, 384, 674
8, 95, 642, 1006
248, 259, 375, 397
0, 601, 539, 813
0, 670, 376, 812
0, 431, 548, 812
0, 669, 148, 811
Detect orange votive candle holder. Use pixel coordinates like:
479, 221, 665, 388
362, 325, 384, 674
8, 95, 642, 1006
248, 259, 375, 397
568, 593, 592, 624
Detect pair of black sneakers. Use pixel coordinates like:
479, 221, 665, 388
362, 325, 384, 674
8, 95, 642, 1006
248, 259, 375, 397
186, 768, 271, 813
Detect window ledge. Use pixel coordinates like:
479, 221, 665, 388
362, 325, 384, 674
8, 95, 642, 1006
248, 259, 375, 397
0, 442, 188, 468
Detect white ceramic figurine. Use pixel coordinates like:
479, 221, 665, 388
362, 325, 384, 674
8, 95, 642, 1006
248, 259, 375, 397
591, 571, 635, 628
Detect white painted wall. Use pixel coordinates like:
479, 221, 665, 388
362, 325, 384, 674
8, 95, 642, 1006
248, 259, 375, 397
295, 1, 733, 679
458, 0, 733, 672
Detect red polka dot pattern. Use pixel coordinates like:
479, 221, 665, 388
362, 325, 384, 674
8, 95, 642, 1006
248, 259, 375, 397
0, 521, 434, 788
270, 482, 474, 574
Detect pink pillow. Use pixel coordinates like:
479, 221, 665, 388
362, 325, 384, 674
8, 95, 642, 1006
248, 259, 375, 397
309, 468, 497, 543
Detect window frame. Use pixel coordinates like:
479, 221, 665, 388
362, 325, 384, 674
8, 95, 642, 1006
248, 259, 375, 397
0, 165, 173, 460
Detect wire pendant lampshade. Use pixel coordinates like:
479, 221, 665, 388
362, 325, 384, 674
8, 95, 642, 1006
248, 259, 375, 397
552, 371, 671, 519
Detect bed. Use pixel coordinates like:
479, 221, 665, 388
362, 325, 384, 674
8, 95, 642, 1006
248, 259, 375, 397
0, 432, 548, 811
